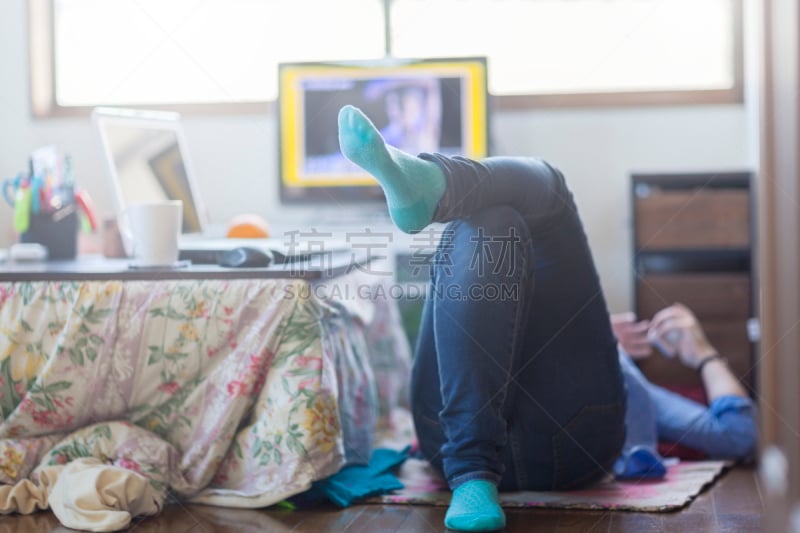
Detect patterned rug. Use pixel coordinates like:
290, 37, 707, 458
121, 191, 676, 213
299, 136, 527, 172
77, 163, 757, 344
368, 458, 730, 512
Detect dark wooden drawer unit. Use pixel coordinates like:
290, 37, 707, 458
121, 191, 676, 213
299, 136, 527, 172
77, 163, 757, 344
635, 189, 750, 250
631, 172, 755, 391
636, 273, 751, 319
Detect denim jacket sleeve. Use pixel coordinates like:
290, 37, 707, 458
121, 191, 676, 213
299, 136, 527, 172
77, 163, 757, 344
649, 385, 757, 460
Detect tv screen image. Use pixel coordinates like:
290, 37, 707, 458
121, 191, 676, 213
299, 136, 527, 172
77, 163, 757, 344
278, 57, 489, 204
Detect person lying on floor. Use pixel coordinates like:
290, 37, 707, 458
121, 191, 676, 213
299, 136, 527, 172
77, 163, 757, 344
338, 104, 627, 532
611, 303, 757, 479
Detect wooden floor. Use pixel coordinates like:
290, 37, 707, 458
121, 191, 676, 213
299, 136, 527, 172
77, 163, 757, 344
0, 467, 762, 532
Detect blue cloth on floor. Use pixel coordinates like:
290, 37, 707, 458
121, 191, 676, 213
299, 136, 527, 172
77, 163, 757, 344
312, 446, 410, 507
614, 445, 666, 481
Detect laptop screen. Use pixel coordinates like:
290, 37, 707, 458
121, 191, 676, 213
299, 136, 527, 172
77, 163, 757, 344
93, 108, 207, 234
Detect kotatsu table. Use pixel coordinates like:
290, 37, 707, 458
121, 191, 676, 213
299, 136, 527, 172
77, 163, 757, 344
0, 254, 413, 530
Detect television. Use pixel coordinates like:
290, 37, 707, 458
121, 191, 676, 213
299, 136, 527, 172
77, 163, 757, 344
277, 56, 489, 205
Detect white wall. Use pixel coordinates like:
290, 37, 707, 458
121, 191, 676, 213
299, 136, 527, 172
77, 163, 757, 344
0, 0, 752, 312
494, 106, 751, 313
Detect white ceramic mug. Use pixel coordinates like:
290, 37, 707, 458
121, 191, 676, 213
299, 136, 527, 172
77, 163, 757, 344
120, 201, 182, 266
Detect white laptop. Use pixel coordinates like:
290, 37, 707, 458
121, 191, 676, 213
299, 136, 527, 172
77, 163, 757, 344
92, 107, 344, 264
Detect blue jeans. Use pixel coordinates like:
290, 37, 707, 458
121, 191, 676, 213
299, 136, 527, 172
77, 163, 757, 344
619, 351, 757, 460
411, 155, 626, 491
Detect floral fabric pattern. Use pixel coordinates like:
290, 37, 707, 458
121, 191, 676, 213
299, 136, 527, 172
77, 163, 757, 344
0, 275, 403, 516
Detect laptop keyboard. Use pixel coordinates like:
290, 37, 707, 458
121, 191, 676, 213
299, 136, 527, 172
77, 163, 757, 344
178, 237, 351, 265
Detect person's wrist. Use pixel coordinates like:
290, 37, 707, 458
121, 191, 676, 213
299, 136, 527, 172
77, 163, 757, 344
696, 353, 726, 374
691, 342, 717, 366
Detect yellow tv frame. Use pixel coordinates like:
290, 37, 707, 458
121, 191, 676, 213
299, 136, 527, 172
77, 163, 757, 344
278, 57, 489, 204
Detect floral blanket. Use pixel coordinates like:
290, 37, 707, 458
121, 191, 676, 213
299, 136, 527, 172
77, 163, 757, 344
0, 276, 410, 530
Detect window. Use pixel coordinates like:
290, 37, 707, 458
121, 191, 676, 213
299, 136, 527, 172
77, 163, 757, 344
391, 0, 741, 105
31, 0, 386, 115
30, 0, 742, 116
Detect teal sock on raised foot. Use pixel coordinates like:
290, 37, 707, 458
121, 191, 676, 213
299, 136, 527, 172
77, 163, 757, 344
444, 480, 506, 532
337, 104, 446, 233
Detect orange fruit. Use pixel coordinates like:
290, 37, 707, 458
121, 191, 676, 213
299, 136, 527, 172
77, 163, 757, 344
226, 214, 270, 238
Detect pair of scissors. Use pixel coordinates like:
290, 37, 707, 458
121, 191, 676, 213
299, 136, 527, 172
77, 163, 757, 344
2, 173, 24, 207
2, 173, 33, 233
11, 180, 32, 235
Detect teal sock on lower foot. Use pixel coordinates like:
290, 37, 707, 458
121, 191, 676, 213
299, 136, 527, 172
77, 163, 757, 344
337, 105, 446, 233
444, 480, 506, 532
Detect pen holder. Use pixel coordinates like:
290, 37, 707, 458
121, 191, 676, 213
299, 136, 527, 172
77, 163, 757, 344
20, 205, 78, 260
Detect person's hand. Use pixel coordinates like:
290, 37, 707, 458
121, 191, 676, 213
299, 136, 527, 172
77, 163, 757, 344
649, 303, 718, 369
610, 312, 652, 359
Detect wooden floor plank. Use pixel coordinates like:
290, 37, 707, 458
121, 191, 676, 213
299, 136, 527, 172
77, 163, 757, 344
0, 512, 61, 533
345, 506, 415, 533
713, 468, 763, 516
658, 510, 719, 532
505, 509, 561, 532
608, 511, 664, 533
716, 514, 761, 533
394, 506, 447, 533
556, 510, 613, 532
0, 466, 762, 532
